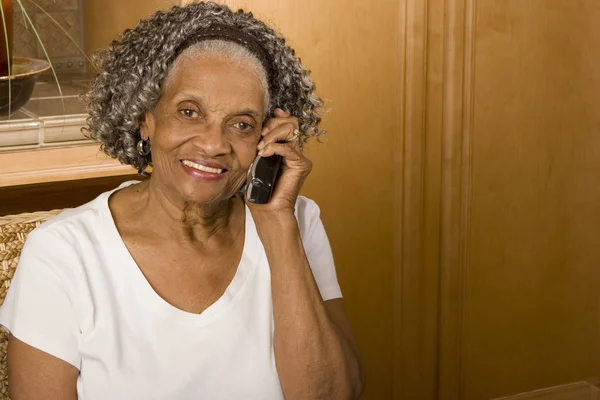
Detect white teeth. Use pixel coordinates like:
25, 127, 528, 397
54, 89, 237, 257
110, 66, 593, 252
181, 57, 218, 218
182, 160, 224, 174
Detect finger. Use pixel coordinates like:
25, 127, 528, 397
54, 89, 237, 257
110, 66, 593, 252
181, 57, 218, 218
258, 141, 305, 164
261, 117, 298, 136
274, 108, 290, 117
261, 114, 299, 136
257, 123, 299, 150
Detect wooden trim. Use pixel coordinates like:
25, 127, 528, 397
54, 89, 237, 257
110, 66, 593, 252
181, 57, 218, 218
437, 0, 477, 398
394, 0, 441, 397
0, 145, 136, 187
394, 0, 477, 397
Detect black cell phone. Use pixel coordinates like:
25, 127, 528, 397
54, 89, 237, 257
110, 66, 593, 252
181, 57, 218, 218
244, 153, 282, 204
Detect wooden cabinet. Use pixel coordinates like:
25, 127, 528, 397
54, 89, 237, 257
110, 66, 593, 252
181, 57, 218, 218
397, 0, 600, 399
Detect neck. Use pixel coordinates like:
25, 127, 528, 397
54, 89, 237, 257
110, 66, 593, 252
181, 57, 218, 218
136, 179, 241, 244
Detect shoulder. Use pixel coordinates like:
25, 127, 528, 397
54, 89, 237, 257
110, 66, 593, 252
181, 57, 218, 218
294, 196, 324, 239
33, 195, 106, 247
33, 180, 139, 245
11, 205, 102, 304
294, 195, 321, 223
22, 181, 138, 264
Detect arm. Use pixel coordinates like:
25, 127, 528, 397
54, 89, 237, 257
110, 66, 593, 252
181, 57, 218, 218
0, 229, 82, 399
8, 335, 78, 400
249, 109, 365, 399
253, 212, 364, 400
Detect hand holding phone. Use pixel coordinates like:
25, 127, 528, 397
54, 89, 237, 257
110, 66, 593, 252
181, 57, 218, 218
243, 108, 310, 208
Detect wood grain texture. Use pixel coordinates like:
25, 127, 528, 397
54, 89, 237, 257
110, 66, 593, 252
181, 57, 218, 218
437, 0, 477, 398
396, 0, 600, 398
0, 145, 136, 187
394, 0, 443, 398
84, 0, 179, 52
461, 1, 600, 398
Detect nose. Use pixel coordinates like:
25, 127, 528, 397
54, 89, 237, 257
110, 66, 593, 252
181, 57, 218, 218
192, 121, 231, 157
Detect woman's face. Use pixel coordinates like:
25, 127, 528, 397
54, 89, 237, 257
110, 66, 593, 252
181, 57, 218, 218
141, 52, 267, 206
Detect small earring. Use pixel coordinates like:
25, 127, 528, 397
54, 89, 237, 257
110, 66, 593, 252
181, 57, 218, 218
137, 139, 151, 156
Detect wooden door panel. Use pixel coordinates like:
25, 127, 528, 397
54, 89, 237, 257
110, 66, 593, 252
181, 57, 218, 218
462, 1, 600, 398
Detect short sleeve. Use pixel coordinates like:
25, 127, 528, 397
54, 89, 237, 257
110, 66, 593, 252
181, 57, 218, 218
0, 228, 81, 368
296, 197, 342, 301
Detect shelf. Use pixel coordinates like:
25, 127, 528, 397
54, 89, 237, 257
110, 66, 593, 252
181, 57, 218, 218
0, 79, 91, 151
0, 144, 137, 187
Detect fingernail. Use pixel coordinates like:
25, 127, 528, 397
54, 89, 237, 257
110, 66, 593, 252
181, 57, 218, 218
258, 149, 265, 156
257, 140, 265, 149
261, 127, 268, 136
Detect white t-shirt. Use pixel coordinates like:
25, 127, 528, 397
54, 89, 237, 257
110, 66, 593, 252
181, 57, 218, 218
0, 181, 342, 400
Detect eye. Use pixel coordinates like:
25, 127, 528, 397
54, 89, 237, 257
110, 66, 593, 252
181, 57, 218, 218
179, 109, 199, 119
234, 121, 255, 131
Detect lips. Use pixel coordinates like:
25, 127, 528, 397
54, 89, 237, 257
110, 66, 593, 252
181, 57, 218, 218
181, 159, 228, 174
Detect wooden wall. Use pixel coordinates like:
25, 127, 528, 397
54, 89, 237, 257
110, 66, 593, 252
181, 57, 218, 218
396, 0, 600, 398
83, 0, 178, 52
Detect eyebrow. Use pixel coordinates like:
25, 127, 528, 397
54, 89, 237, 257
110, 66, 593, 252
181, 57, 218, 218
173, 93, 263, 119
235, 108, 263, 118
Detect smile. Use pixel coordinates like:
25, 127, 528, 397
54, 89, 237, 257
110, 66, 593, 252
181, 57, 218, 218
181, 160, 225, 174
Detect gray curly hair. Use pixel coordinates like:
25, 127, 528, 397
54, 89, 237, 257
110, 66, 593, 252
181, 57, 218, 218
82, 1, 325, 173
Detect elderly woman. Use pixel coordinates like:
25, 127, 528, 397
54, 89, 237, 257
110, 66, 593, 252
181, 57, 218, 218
0, 2, 364, 400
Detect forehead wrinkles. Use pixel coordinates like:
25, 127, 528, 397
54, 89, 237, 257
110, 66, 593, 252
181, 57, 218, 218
164, 57, 266, 119
162, 40, 270, 113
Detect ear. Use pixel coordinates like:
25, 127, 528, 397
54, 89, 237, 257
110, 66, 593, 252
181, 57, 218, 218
139, 111, 156, 141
